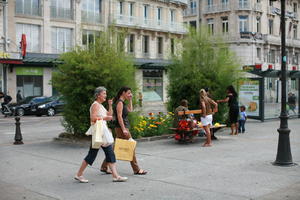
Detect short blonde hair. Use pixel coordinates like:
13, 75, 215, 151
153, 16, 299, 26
199, 89, 207, 99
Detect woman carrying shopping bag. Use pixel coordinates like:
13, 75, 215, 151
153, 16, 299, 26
75, 86, 127, 183
101, 86, 147, 175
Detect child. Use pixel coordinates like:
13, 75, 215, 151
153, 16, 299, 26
238, 105, 247, 133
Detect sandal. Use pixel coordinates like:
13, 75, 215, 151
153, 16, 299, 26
134, 169, 147, 175
100, 169, 112, 174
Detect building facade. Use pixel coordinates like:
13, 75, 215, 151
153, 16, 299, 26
1, 0, 187, 105
184, 0, 300, 119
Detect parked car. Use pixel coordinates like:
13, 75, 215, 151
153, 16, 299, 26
10, 96, 51, 116
35, 96, 65, 116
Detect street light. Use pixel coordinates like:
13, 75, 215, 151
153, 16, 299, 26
270, 0, 295, 166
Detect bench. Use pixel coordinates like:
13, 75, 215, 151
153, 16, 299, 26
171, 109, 226, 142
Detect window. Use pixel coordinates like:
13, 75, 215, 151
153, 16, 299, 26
256, 17, 261, 33
269, 0, 273, 6
293, 53, 299, 65
190, 21, 197, 29
52, 27, 73, 53
16, 23, 41, 53
17, 75, 43, 97
207, 18, 214, 34
207, 0, 213, 7
142, 35, 149, 55
143, 5, 149, 24
293, 3, 297, 13
157, 37, 163, 55
257, 48, 261, 60
170, 38, 175, 55
119, 1, 123, 15
222, 17, 229, 33
16, 0, 41, 16
269, 19, 273, 35
51, 0, 72, 20
81, 0, 101, 24
190, 1, 197, 14
128, 34, 135, 53
157, 7, 162, 23
82, 30, 100, 49
268, 49, 276, 63
170, 10, 175, 24
293, 25, 297, 39
239, 16, 248, 32
129, 2, 134, 17
239, 0, 248, 8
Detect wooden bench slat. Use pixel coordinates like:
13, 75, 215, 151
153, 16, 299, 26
177, 109, 202, 116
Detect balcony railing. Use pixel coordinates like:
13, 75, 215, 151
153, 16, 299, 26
183, 7, 197, 16
112, 14, 187, 34
81, 11, 101, 24
203, 3, 230, 14
236, 2, 251, 11
16, 5, 42, 16
50, 6, 73, 20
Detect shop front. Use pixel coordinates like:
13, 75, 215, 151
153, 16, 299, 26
16, 67, 44, 97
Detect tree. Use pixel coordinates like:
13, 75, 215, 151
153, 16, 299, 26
168, 28, 241, 122
52, 28, 136, 136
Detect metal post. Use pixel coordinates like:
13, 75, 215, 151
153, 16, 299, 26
14, 117, 24, 145
273, 0, 294, 166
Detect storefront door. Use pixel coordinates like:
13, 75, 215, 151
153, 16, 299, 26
142, 70, 163, 101
16, 67, 43, 97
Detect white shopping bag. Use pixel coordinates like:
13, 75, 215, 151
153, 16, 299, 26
91, 120, 104, 149
101, 122, 114, 147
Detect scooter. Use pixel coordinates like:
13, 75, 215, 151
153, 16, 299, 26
1, 104, 14, 117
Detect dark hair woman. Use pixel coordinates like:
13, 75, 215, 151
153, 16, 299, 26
101, 86, 147, 175
217, 85, 239, 135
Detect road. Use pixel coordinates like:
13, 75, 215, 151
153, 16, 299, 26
0, 116, 300, 200
0, 115, 64, 145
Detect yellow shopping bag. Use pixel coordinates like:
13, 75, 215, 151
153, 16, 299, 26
92, 120, 104, 149
114, 138, 137, 161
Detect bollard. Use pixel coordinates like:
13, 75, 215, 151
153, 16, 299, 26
14, 117, 24, 145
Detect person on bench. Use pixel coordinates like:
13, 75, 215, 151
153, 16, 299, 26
173, 99, 191, 128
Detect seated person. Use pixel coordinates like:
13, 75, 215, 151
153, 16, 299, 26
173, 99, 190, 128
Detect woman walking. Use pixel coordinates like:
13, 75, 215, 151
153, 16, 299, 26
101, 86, 147, 175
75, 87, 127, 183
200, 89, 218, 147
217, 85, 239, 135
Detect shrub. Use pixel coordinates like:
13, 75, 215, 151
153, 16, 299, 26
52, 28, 136, 136
168, 28, 241, 123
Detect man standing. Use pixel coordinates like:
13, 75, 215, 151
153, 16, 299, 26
17, 90, 23, 103
288, 92, 297, 115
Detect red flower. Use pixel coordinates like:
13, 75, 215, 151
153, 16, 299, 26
174, 133, 181, 140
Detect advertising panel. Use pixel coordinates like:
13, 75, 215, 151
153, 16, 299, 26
239, 80, 260, 117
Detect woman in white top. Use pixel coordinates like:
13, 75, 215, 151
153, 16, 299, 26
75, 87, 127, 183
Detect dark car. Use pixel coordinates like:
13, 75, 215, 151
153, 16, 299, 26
10, 96, 51, 116
35, 96, 65, 116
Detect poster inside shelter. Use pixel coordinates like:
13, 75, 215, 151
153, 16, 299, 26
239, 80, 260, 117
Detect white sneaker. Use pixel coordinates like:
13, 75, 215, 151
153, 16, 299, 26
74, 175, 89, 183
112, 176, 128, 182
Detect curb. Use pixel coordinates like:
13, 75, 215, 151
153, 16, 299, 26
53, 134, 174, 146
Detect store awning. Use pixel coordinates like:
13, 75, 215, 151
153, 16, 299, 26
0, 59, 23, 64
134, 58, 172, 69
243, 65, 300, 78
22, 53, 62, 66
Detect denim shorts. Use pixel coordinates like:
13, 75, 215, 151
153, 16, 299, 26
84, 144, 116, 165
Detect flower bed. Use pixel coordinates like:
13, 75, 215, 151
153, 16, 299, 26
130, 112, 174, 138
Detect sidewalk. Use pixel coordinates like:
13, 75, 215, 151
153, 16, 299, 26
0, 119, 299, 200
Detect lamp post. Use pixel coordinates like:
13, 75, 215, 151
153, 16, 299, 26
271, 0, 294, 166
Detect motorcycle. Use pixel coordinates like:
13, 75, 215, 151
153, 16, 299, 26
1, 104, 14, 117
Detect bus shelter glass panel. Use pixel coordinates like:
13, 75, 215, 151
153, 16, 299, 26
264, 77, 281, 119
239, 80, 260, 117
287, 78, 299, 117
142, 70, 163, 101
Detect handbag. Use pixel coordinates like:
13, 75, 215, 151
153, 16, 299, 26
91, 120, 104, 149
114, 138, 137, 161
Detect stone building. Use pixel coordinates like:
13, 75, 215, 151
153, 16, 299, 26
0, 0, 187, 108
184, 0, 300, 118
